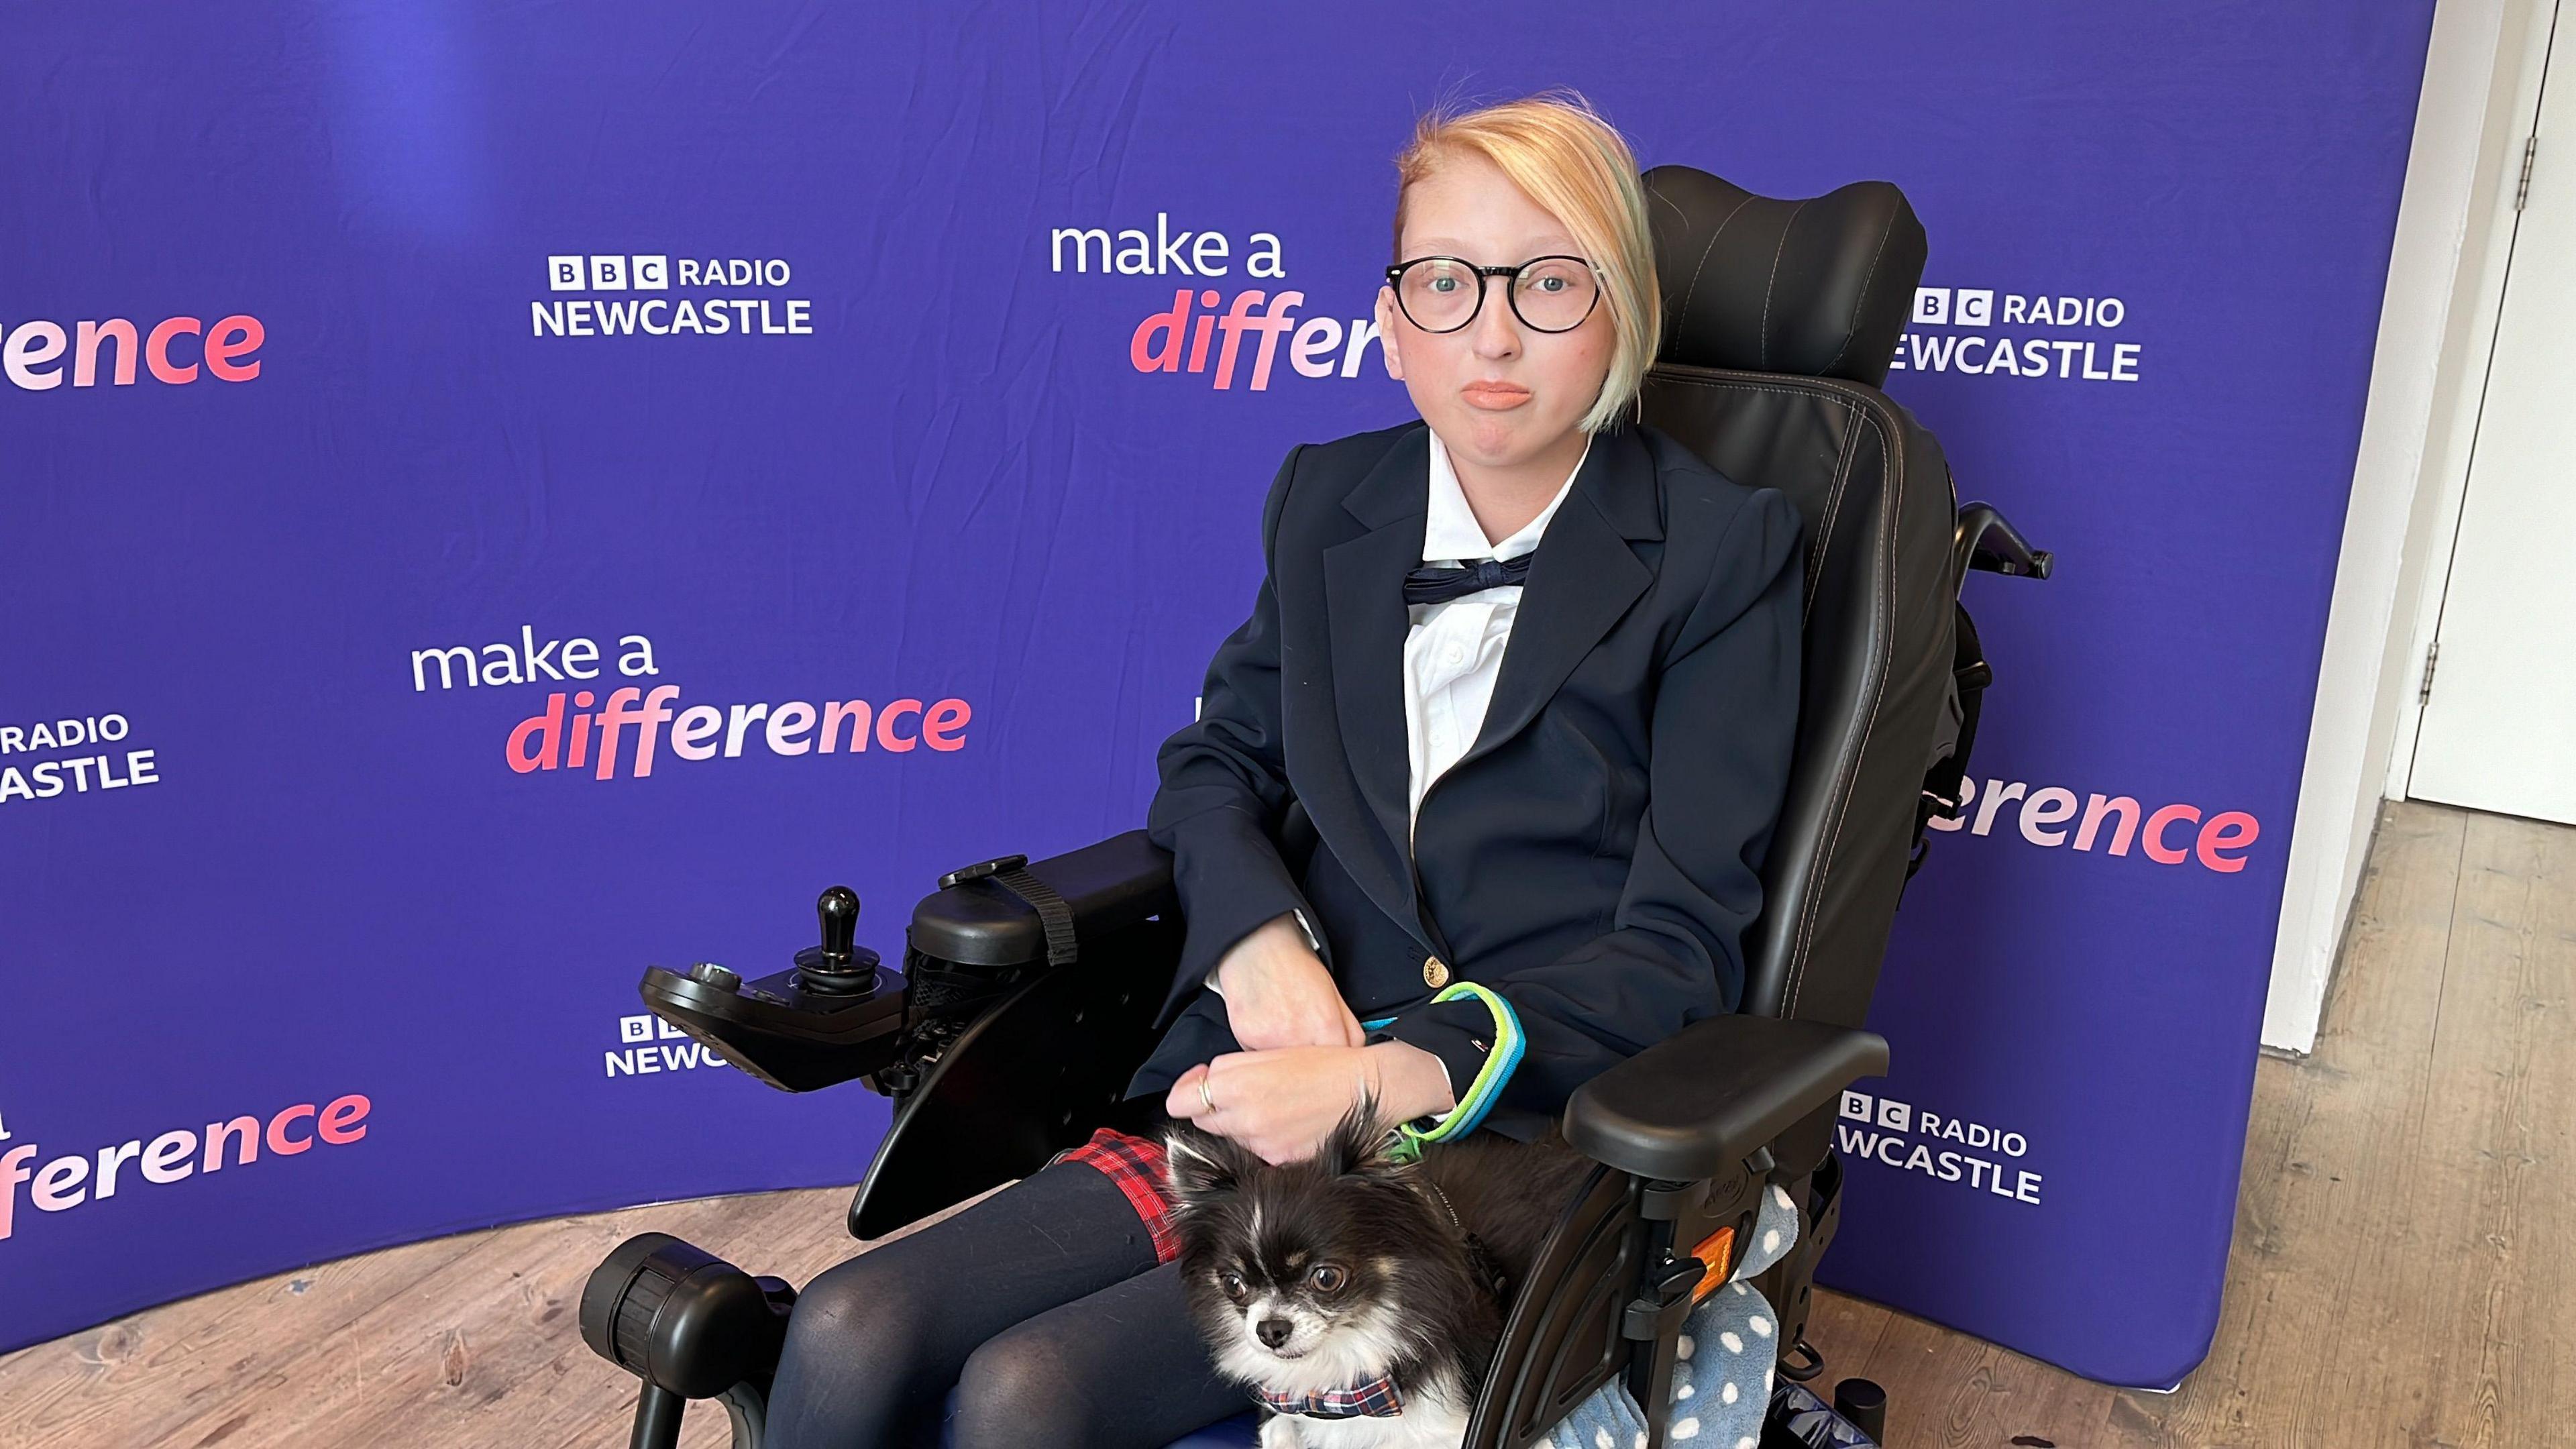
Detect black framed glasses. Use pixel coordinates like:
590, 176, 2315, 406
1383, 255, 1603, 334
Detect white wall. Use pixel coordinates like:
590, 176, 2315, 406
2261, 0, 2551, 1052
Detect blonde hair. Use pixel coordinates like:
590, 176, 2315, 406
1391, 89, 1662, 435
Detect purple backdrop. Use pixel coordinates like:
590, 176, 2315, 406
0, 0, 2430, 1389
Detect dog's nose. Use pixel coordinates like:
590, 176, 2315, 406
1256, 1318, 1293, 1348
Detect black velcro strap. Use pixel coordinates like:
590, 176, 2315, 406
990, 866, 1079, 969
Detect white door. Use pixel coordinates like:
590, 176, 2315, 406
2409, 20, 2576, 826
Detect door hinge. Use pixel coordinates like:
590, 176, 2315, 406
2516, 134, 2538, 211
2419, 639, 2442, 706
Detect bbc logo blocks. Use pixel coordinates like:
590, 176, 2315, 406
1843, 1089, 1911, 1131
549, 255, 672, 292
1911, 286, 1994, 327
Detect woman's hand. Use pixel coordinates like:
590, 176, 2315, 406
1212, 913, 1364, 1051
1165, 1041, 1457, 1165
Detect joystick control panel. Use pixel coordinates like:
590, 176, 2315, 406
639, 886, 908, 1093
631, 831, 1177, 1103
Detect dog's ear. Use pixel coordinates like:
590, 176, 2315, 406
1163, 1121, 1257, 1208
1318, 1090, 1406, 1181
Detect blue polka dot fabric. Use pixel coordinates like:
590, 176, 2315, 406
1536, 1179, 1801, 1449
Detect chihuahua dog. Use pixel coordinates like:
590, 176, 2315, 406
1164, 1102, 1593, 1448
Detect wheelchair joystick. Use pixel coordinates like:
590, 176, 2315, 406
793, 885, 879, 996
634, 883, 909, 1093
818, 885, 858, 961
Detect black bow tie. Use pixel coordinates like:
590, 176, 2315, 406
1403, 553, 1533, 607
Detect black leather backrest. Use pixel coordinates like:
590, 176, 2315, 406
1636, 170, 1955, 1030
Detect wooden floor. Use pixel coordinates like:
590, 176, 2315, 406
2, 799, 2567, 1448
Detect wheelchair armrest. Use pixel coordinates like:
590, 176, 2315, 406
1561, 1015, 1888, 1181
908, 829, 1175, 968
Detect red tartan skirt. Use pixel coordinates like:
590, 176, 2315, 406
1048, 1127, 1181, 1265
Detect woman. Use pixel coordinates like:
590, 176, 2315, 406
765, 89, 1803, 1448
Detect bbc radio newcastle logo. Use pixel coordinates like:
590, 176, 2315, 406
1837, 1087, 2045, 1207
529, 254, 814, 339
1892, 284, 2142, 384
1, 711, 163, 809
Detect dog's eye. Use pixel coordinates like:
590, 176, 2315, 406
1309, 1265, 1346, 1294
1219, 1271, 1248, 1301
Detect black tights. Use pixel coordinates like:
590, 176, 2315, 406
764, 1161, 1249, 1449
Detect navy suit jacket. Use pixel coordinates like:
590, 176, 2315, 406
1124, 417, 1804, 1143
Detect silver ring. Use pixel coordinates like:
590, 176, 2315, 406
1197, 1075, 1216, 1113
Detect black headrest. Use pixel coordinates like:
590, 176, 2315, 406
1642, 166, 1926, 387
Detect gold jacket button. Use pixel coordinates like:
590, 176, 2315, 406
1423, 955, 1451, 988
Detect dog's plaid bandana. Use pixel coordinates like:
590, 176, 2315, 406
1257, 1373, 1405, 1419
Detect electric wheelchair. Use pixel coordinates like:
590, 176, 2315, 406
578, 166, 2049, 1449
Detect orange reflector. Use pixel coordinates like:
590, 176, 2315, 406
1688, 1226, 1736, 1301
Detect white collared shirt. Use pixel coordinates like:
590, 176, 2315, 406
1403, 427, 1591, 841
